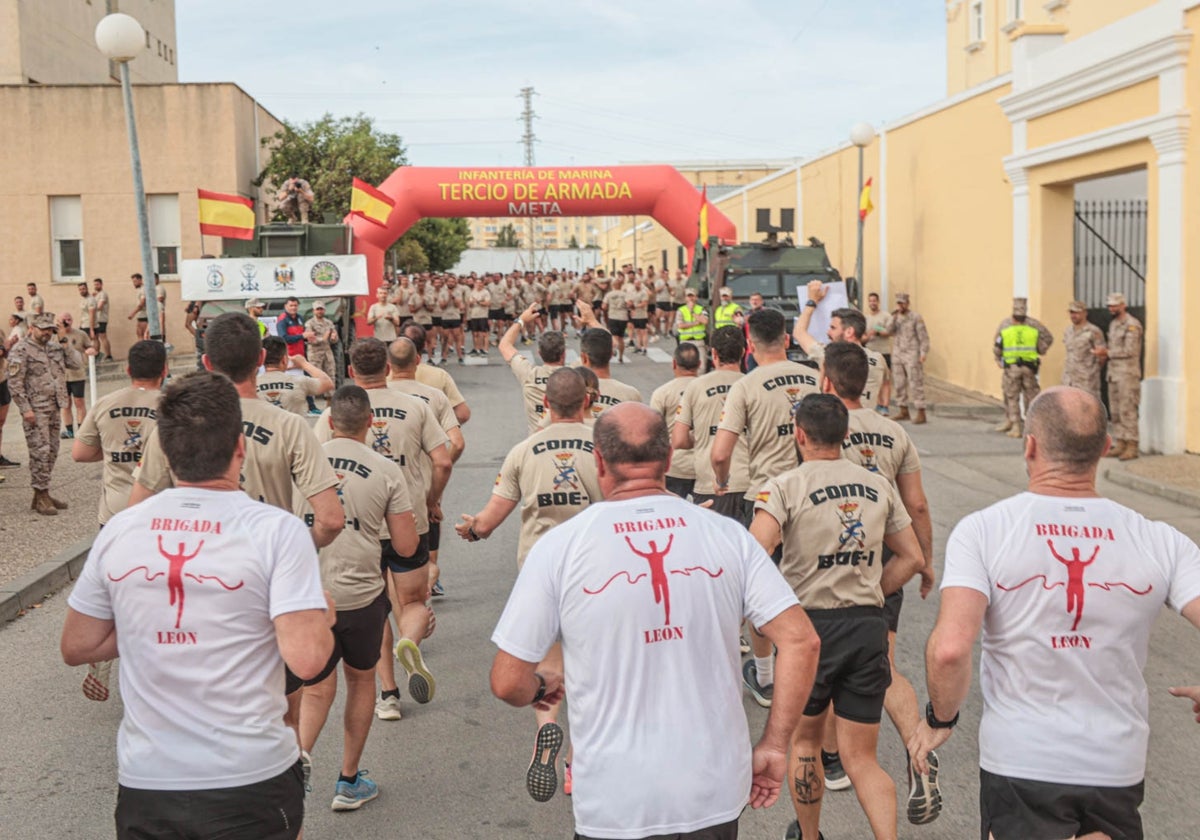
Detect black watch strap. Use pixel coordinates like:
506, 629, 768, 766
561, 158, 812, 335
531, 673, 547, 705
925, 700, 959, 729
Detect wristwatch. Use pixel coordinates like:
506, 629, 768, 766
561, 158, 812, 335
925, 701, 959, 730
805, 300, 818, 308
531, 673, 547, 705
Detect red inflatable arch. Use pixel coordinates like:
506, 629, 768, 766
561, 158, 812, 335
345, 165, 737, 303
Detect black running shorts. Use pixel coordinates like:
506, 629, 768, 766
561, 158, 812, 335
430, 317, 443, 328
646, 302, 657, 314
427, 520, 441, 552
284, 591, 389, 693
0, 380, 9, 407
692, 491, 744, 522
468, 318, 489, 333
880, 543, 903, 632
488, 308, 505, 321
67, 380, 85, 399
94, 322, 108, 334
607, 319, 627, 337
804, 606, 891, 723
665, 475, 695, 500
979, 769, 1144, 840
631, 318, 648, 330
117, 762, 305, 840
441, 318, 462, 330
380, 532, 431, 573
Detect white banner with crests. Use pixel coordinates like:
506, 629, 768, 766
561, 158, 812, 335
180, 255, 368, 301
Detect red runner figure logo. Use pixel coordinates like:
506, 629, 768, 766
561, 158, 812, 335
108, 536, 245, 629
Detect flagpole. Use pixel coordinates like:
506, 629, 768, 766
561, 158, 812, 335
850, 122, 875, 310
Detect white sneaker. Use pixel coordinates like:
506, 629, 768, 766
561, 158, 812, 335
375, 695, 402, 720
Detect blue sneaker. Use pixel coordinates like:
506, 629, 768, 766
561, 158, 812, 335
331, 770, 378, 811
431, 580, 445, 598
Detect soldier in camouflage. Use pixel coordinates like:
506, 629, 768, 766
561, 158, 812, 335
1061, 300, 1105, 402
890, 292, 930, 424
1094, 292, 1142, 461
993, 297, 1054, 438
304, 300, 339, 387
8, 312, 84, 515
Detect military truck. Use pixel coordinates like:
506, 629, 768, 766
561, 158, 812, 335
687, 211, 851, 359
180, 223, 367, 385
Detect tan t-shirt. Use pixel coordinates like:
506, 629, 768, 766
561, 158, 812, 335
718, 360, 820, 500
493, 421, 602, 567
256, 370, 325, 416
589, 375, 643, 421
602, 290, 628, 321
314, 388, 447, 535
676, 370, 751, 495
509, 355, 561, 433
755, 459, 910, 610
94, 290, 110, 323
76, 386, 160, 524
369, 303, 400, 342
415, 363, 466, 409
387, 378, 459, 435
309, 437, 412, 611
134, 397, 338, 510
650, 376, 697, 480
842, 408, 920, 483
467, 288, 491, 320
61, 329, 93, 383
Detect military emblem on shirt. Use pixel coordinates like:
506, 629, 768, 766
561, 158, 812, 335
264, 391, 284, 408
552, 451, 579, 491
334, 472, 346, 501
858, 445, 879, 473
837, 501, 866, 550
370, 421, 392, 458
784, 387, 803, 408
122, 420, 144, 452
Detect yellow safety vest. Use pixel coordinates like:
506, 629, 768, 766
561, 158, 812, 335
714, 302, 741, 330
1000, 323, 1039, 366
678, 305, 707, 341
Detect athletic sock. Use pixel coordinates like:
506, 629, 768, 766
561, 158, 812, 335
381, 688, 400, 701
754, 655, 774, 687
821, 750, 839, 763
338, 772, 358, 785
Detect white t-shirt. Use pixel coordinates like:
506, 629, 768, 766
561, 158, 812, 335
943, 492, 1200, 787
492, 495, 798, 839
67, 488, 327, 791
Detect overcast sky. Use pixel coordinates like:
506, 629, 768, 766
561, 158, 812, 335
176, 0, 946, 168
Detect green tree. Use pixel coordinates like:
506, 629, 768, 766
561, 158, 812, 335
404, 218, 472, 272
567, 234, 580, 249
390, 239, 429, 273
494, 223, 520, 248
256, 113, 406, 222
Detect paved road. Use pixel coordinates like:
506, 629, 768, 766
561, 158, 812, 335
1, 345, 1198, 839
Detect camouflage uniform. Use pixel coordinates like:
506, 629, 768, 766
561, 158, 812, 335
993, 302, 1054, 426
890, 297, 930, 411
305, 308, 338, 383
8, 320, 81, 491
1107, 308, 1143, 446
1062, 305, 1105, 401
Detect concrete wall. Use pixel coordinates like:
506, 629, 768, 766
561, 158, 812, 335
0, 83, 281, 352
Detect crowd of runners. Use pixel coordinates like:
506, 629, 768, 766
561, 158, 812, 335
52, 265, 1200, 840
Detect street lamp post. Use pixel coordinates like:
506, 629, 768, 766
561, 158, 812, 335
849, 121, 876, 309
95, 13, 161, 342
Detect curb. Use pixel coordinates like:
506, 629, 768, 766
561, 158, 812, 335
932, 403, 1006, 420
0, 536, 93, 625
1104, 467, 1200, 509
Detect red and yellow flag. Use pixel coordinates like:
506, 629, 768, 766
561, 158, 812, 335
350, 177, 395, 227
859, 177, 874, 221
698, 185, 710, 248
197, 189, 255, 240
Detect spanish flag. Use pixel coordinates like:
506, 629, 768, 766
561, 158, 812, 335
197, 189, 255, 240
698, 185, 710, 248
859, 177, 874, 221
351, 177, 395, 227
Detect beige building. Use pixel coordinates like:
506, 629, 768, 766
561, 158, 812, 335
0, 0, 282, 352
603, 1, 1200, 454
0, 0, 178, 85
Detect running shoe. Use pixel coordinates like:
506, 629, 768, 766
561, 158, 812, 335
81, 660, 113, 702
308, 408, 323, 416
300, 749, 312, 793
742, 658, 773, 708
430, 580, 445, 598
0, 455, 20, 468
739, 635, 751, 655
782, 821, 824, 840
394, 638, 435, 703
60, 428, 74, 440
906, 749, 942, 825
374, 695, 402, 721
331, 770, 378, 811
822, 751, 851, 791
563, 762, 573, 796
526, 722, 563, 802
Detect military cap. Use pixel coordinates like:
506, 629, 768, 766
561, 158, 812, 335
1012, 297, 1028, 317
895, 292, 910, 303
1106, 292, 1126, 306
31, 312, 56, 329
244, 298, 265, 310
1068, 300, 1087, 313
313, 300, 327, 310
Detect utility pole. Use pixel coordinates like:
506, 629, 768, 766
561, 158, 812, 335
519, 86, 537, 271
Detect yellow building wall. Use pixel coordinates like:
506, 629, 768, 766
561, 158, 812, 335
0, 84, 281, 352
1183, 6, 1200, 450
1049, 0, 1160, 44
1026, 78, 1159, 148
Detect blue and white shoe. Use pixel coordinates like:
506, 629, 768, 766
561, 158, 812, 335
431, 580, 445, 598
331, 770, 378, 811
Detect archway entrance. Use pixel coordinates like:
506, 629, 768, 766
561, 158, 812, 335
345, 165, 737, 294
